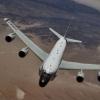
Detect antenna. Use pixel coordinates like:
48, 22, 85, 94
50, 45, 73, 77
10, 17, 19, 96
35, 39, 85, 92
64, 23, 71, 38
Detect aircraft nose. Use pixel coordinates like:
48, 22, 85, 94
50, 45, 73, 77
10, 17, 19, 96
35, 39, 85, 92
39, 72, 51, 87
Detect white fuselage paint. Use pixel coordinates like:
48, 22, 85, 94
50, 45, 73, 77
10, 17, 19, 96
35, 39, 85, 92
42, 37, 66, 74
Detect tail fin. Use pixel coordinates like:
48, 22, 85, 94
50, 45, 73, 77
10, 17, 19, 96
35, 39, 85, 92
49, 27, 82, 43
64, 23, 71, 38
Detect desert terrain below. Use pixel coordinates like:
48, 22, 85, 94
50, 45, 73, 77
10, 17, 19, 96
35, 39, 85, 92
0, 22, 100, 100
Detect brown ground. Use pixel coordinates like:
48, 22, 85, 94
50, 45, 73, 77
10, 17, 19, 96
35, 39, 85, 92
0, 22, 100, 100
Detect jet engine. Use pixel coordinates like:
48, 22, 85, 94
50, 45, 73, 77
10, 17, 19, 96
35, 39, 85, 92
76, 71, 84, 83
97, 71, 100, 81
5, 33, 16, 42
18, 47, 29, 58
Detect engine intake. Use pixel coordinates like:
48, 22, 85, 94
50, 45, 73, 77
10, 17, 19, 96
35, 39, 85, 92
5, 33, 16, 42
76, 71, 84, 83
18, 47, 29, 58
97, 72, 100, 81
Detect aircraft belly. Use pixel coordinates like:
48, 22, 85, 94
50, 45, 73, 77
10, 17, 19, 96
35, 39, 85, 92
43, 53, 63, 74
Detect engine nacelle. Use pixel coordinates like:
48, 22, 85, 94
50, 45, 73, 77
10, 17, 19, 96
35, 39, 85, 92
18, 47, 29, 58
5, 33, 16, 42
97, 71, 100, 81
76, 71, 84, 83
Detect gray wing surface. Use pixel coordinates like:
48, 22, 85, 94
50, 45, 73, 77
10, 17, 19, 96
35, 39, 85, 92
60, 60, 100, 70
4, 18, 48, 61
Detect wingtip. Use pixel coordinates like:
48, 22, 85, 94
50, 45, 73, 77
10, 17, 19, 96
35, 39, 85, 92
49, 27, 52, 30
79, 40, 82, 43
4, 18, 10, 22
76, 40, 82, 43
78, 40, 82, 43
49, 27, 54, 32
66, 38, 82, 43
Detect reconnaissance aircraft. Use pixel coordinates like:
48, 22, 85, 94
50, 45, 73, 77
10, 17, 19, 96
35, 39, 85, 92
4, 18, 100, 87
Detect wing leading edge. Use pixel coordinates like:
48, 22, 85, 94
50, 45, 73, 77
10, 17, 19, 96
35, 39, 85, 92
4, 18, 48, 61
60, 60, 100, 70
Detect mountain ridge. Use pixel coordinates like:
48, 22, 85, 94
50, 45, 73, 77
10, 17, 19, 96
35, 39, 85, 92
1, 0, 100, 48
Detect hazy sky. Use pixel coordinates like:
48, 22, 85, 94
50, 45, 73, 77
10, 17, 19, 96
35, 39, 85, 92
73, 0, 100, 11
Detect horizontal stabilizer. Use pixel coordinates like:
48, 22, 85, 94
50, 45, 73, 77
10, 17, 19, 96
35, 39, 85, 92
66, 38, 82, 43
60, 60, 100, 70
49, 27, 82, 43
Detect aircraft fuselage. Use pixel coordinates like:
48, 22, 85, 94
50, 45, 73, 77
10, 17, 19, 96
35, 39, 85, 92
39, 37, 66, 87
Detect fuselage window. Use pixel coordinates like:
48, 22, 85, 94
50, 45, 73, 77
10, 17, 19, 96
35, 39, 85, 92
56, 49, 59, 54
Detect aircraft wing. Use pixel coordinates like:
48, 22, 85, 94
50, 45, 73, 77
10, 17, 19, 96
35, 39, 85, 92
60, 60, 100, 70
4, 18, 48, 61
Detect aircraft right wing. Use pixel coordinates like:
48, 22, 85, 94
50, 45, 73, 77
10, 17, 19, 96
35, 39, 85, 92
4, 18, 48, 61
66, 38, 82, 43
60, 60, 100, 70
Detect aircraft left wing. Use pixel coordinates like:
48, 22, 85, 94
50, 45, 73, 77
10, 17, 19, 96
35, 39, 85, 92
60, 60, 100, 70
4, 18, 48, 61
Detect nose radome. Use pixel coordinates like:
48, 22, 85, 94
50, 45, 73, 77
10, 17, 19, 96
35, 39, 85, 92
39, 72, 51, 87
